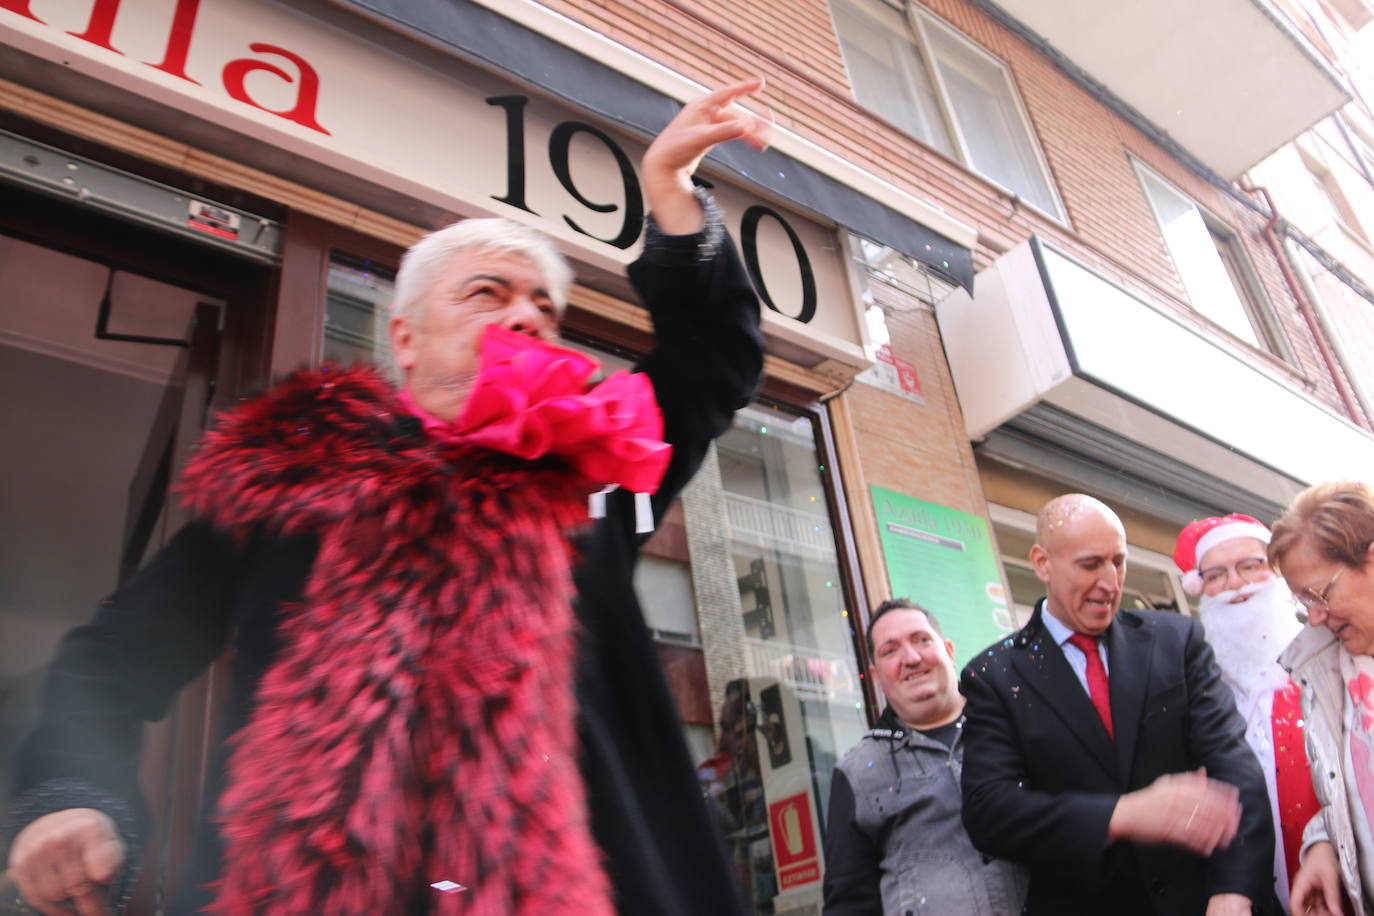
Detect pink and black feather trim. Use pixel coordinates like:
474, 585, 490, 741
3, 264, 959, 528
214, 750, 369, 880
178, 366, 611, 915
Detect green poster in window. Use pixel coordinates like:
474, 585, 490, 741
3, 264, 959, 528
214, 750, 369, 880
870, 486, 1013, 670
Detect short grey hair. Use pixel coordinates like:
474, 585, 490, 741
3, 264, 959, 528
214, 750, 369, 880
391, 217, 574, 320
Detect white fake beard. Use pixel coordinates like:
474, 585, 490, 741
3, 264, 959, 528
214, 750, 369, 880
1199, 577, 1304, 700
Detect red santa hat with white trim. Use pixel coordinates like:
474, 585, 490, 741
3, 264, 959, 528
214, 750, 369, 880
1172, 514, 1272, 596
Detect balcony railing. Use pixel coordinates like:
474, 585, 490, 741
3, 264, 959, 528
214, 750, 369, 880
723, 491, 836, 561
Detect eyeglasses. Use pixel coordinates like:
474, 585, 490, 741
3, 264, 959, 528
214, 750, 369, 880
1199, 557, 1269, 591
1294, 565, 1346, 612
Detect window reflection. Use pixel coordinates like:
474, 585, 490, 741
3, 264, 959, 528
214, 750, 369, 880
323, 251, 396, 373
703, 404, 865, 911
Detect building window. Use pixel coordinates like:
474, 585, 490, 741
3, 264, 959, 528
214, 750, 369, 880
829, 0, 954, 157
323, 251, 398, 371
1301, 152, 1370, 245
830, 0, 1064, 219
1132, 160, 1285, 354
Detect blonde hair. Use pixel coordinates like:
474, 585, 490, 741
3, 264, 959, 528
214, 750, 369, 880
1269, 480, 1374, 571
392, 218, 572, 321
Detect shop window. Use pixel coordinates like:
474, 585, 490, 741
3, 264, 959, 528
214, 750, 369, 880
322, 251, 397, 373
701, 402, 866, 912
1132, 160, 1287, 356
830, 0, 1064, 220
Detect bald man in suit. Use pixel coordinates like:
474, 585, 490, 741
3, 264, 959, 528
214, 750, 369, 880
960, 495, 1280, 915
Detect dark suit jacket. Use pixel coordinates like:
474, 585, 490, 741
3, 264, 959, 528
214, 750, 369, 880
960, 601, 1280, 916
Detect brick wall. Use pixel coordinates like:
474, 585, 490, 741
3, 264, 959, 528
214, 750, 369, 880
536, 0, 1357, 419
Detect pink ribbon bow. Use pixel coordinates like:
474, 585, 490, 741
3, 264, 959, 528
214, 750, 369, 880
400, 324, 672, 494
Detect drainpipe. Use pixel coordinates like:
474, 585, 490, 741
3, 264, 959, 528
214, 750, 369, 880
1283, 233, 1374, 424
1240, 178, 1368, 429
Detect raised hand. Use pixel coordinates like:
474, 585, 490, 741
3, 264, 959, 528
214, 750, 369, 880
641, 77, 770, 234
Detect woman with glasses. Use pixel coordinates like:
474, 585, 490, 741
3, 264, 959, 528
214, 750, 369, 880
1270, 481, 1374, 915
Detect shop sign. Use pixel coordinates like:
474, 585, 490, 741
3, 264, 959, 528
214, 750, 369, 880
767, 791, 821, 891
2, 0, 870, 368
746, 638, 859, 702
871, 486, 1013, 668
856, 342, 923, 403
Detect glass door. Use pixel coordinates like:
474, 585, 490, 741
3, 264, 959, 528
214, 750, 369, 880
0, 180, 274, 913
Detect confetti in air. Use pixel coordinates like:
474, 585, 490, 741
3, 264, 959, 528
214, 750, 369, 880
431, 881, 468, 894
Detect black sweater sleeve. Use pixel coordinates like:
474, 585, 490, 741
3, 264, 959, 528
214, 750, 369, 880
8, 520, 241, 853
604, 191, 763, 540
822, 769, 884, 915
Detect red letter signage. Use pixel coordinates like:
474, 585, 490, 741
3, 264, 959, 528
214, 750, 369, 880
67, 0, 123, 54
0, 0, 43, 22
222, 43, 330, 135
146, 0, 202, 84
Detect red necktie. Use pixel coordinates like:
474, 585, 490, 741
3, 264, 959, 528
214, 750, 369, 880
1068, 632, 1114, 739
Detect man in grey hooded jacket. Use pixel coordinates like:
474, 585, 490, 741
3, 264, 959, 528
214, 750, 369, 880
822, 599, 1027, 915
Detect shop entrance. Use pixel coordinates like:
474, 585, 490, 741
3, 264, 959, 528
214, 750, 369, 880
0, 178, 275, 909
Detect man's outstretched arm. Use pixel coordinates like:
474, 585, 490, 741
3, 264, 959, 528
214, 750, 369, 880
618, 79, 768, 527
6, 521, 241, 915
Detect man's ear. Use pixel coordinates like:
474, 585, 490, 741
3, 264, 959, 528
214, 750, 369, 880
1030, 543, 1051, 584
943, 639, 956, 661
389, 314, 416, 372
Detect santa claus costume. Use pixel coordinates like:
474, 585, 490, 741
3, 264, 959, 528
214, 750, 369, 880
1174, 514, 1319, 910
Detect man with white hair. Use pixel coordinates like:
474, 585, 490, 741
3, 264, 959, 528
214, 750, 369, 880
1173, 514, 1319, 910
5, 80, 768, 915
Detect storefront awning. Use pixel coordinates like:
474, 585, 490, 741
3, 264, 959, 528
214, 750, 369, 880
936, 238, 1374, 523
2, 0, 978, 377
987, 0, 1351, 179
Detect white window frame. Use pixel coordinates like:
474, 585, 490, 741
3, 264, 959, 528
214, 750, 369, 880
829, 0, 1065, 223
1348, 120, 1374, 185
830, 0, 957, 158
907, 8, 1066, 223
1297, 145, 1372, 248
1130, 156, 1293, 362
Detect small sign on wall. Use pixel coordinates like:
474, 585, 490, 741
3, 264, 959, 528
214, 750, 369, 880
857, 344, 923, 404
768, 791, 820, 890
